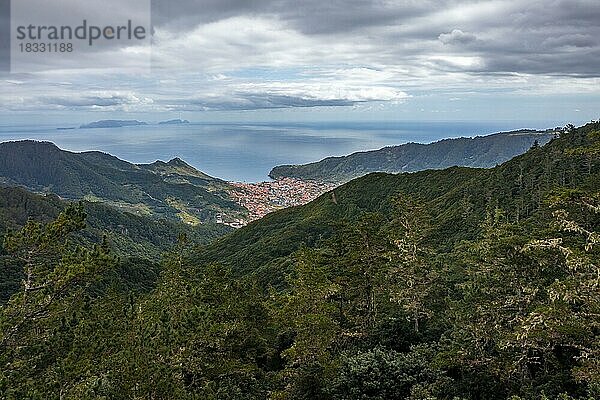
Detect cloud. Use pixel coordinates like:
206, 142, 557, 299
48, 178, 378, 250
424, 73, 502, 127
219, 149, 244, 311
542, 34, 596, 49
184, 94, 356, 111
41, 92, 154, 109
0, 0, 599, 114
150, 0, 438, 35
150, 77, 409, 111
150, 0, 600, 78
439, 29, 477, 45
0, 68, 409, 112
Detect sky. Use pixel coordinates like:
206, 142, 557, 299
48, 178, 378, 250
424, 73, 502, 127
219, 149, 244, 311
0, 0, 599, 125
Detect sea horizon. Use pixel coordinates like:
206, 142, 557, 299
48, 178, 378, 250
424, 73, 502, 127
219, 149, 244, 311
0, 119, 573, 182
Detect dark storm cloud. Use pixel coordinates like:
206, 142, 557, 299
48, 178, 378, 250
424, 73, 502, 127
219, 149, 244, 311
481, 50, 600, 78
149, 0, 600, 77
150, 0, 438, 34
269, 0, 436, 35
512, 0, 600, 27
3, 0, 599, 77
542, 34, 596, 49
429, 1, 600, 77
150, 0, 270, 30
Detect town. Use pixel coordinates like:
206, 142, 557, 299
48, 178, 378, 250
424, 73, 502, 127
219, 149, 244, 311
223, 177, 337, 227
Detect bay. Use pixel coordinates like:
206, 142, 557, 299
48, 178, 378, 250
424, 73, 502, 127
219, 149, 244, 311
0, 120, 556, 182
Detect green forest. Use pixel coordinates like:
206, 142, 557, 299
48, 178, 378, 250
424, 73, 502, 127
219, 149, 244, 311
0, 122, 598, 399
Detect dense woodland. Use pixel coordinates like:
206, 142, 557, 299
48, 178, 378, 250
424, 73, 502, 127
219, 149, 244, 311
0, 122, 598, 399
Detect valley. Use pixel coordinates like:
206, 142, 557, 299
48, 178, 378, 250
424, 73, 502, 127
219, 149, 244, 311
0, 121, 598, 399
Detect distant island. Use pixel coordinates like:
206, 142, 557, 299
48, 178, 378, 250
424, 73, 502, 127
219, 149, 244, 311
159, 119, 190, 125
80, 120, 148, 129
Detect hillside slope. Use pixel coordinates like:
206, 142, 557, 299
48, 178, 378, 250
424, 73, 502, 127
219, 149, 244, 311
270, 129, 556, 182
0, 185, 231, 302
0, 186, 230, 258
0, 140, 244, 223
197, 123, 597, 283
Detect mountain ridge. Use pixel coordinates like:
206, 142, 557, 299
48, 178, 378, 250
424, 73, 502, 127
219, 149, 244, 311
0, 140, 244, 224
270, 128, 558, 182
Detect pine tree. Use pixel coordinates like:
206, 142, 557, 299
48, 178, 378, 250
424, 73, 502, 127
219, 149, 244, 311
0, 204, 116, 397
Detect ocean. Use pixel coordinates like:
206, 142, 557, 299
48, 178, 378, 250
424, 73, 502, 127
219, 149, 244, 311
0, 121, 558, 182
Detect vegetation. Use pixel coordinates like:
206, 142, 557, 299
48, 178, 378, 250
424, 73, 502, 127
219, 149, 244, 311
270, 129, 557, 183
0, 140, 244, 223
0, 186, 230, 303
0, 122, 598, 399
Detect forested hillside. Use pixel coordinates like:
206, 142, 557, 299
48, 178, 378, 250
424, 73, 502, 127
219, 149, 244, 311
199, 125, 589, 283
0, 140, 244, 223
270, 129, 556, 182
0, 186, 230, 303
0, 122, 598, 399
